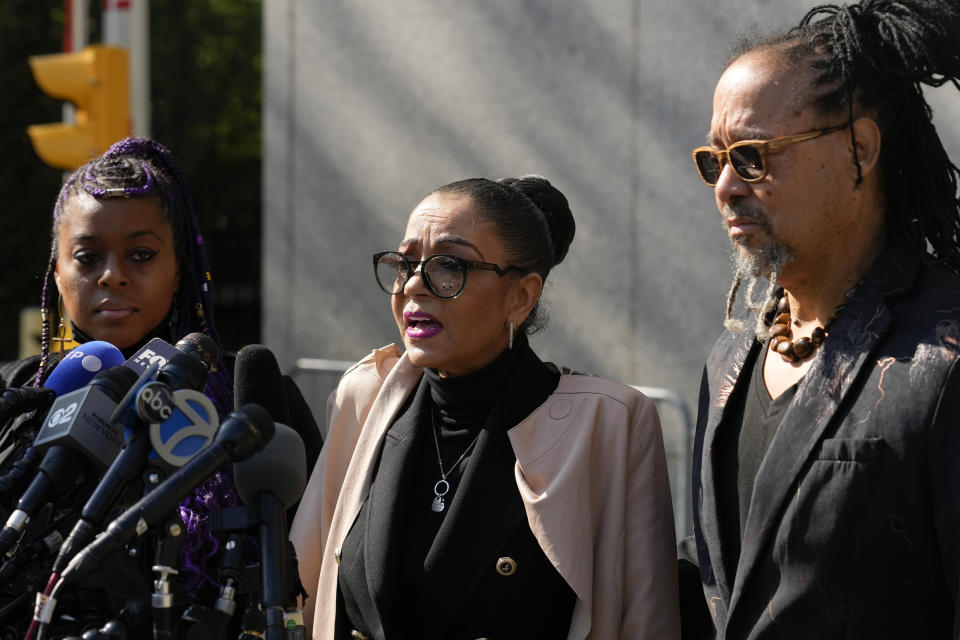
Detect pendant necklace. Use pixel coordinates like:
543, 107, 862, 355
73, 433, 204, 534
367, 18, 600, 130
430, 405, 482, 513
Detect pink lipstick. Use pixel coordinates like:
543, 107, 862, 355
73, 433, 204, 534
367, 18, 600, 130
404, 310, 443, 339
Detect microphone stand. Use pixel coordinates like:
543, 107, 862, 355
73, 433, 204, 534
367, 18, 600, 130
181, 532, 246, 640
151, 516, 185, 640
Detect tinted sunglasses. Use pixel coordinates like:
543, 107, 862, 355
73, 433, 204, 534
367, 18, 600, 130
692, 123, 849, 186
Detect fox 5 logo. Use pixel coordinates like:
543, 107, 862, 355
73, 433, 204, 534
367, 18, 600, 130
133, 348, 168, 370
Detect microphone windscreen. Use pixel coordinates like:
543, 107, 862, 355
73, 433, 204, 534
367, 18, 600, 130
90, 365, 140, 399
174, 332, 219, 371
233, 345, 289, 424
44, 341, 125, 396
158, 351, 210, 392
225, 403, 276, 460
233, 423, 306, 508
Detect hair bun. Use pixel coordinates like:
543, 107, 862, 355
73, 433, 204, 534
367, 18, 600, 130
503, 175, 576, 265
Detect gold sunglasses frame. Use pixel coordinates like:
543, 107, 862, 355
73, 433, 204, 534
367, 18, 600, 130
691, 122, 850, 186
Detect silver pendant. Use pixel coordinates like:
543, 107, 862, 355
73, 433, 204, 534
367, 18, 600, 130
432, 478, 449, 512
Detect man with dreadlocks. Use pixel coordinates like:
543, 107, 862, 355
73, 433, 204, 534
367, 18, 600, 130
680, 0, 960, 638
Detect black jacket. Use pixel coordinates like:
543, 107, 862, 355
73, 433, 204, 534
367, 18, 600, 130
682, 243, 960, 639
335, 342, 575, 640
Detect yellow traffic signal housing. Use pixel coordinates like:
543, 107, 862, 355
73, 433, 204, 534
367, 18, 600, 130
27, 45, 130, 170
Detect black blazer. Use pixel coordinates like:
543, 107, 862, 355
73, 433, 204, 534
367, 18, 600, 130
683, 243, 960, 639
335, 344, 575, 640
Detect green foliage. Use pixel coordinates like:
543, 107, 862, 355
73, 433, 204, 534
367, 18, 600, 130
151, 0, 263, 351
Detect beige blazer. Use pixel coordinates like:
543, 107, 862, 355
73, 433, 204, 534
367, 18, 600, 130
290, 345, 681, 639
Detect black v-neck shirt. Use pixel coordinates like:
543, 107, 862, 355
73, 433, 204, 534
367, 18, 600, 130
717, 342, 799, 575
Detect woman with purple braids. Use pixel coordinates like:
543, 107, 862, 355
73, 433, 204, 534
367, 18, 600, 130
38, 137, 235, 585
0, 138, 315, 634
38, 137, 229, 383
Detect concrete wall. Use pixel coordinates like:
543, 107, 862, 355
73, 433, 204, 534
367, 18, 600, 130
262, 0, 960, 534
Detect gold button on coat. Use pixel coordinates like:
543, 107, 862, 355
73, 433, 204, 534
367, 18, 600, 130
496, 556, 517, 576
351, 631, 369, 640
334, 547, 342, 565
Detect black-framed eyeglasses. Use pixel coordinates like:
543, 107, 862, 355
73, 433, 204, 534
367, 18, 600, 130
373, 251, 526, 299
691, 122, 849, 186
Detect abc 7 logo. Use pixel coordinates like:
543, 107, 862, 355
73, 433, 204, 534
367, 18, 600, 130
136, 382, 175, 424
149, 390, 218, 468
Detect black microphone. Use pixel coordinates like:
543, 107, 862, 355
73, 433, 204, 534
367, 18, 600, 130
61, 403, 275, 581
0, 366, 137, 556
54, 335, 220, 573
121, 332, 218, 379
169, 332, 219, 373
233, 345, 290, 421
0, 386, 56, 425
234, 423, 308, 640
234, 344, 323, 478
120, 333, 216, 396
134, 333, 221, 473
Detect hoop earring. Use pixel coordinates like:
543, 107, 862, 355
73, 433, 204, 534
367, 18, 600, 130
508, 321, 514, 350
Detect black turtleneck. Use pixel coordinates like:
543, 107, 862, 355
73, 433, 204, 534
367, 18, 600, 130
337, 336, 576, 640
70, 316, 173, 360
421, 342, 520, 508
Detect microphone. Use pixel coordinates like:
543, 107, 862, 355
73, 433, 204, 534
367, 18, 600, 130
121, 332, 217, 378
0, 365, 136, 556
111, 351, 212, 435
233, 423, 307, 510
234, 345, 290, 422
168, 331, 219, 372
0, 341, 122, 497
234, 344, 323, 477
44, 341, 127, 396
129, 333, 221, 472
0, 386, 56, 425
53, 335, 220, 572
31, 366, 139, 469
145, 384, 219, 471
233, 423, 307, 640
61, 403, 275, 581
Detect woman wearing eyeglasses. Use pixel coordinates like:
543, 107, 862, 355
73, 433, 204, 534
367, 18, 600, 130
290, 176, 680, 640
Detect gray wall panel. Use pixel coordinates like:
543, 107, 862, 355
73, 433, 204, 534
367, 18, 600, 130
263, 0, 960, 533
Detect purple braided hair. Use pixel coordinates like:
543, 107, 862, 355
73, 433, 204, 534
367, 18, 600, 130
37, 137, 237, 593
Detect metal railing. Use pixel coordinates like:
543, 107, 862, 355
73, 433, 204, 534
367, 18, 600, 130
632, 385, 693, 535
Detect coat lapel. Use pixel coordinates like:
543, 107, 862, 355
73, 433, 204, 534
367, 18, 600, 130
417, 345, 559, 632
698, 329, 756, 603
362, 380, 431, 636
729, 245, 920, 615
313, 352, 422, 638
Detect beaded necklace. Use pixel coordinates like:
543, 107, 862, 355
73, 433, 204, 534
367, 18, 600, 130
768, 291, 835, 362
